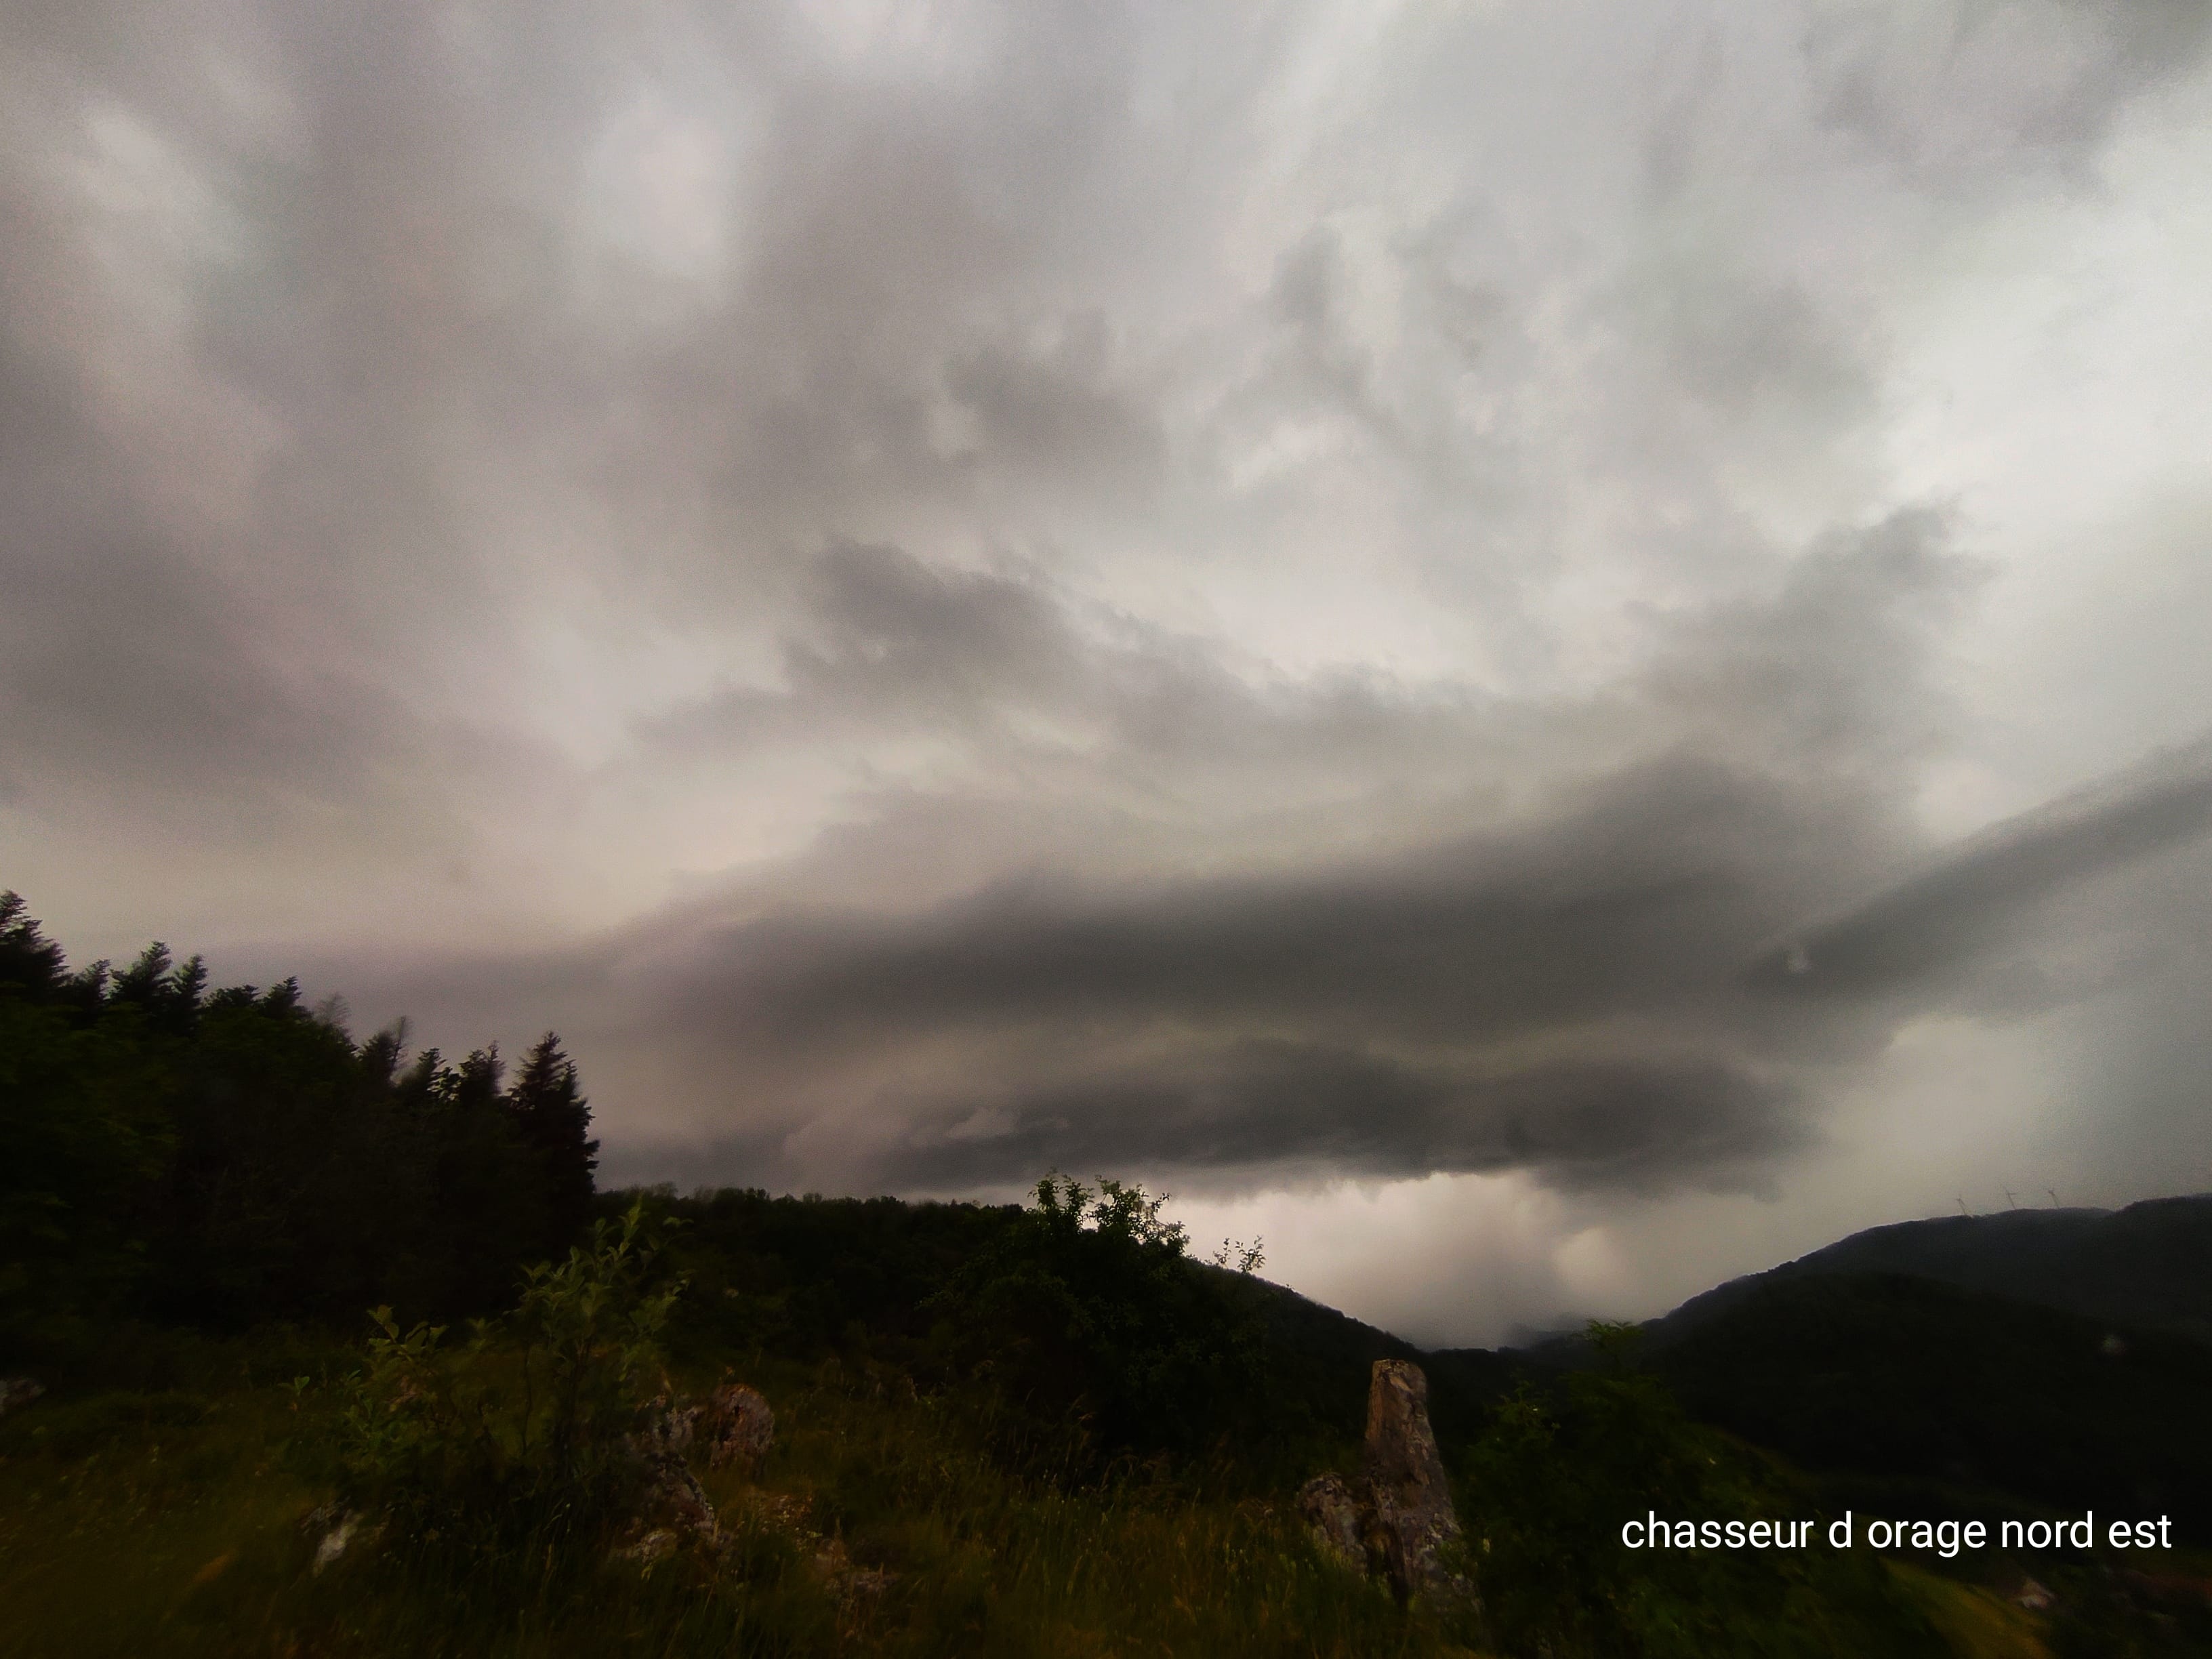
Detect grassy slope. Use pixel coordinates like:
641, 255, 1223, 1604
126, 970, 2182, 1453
16, 1339, 2184, 1658
0, 1345, 1492, 1659
9, 1190, 2207, 1655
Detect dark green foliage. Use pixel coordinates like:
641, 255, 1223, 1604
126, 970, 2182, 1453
0, 970, 175, 1338
331, 1201, 684, 1561
2040, 1558, 2212, 1657
651, 1185, 1023, 1368
0, 891, 67, 992
508, 1034, 600, 1261
1652, 1273, 2212, 1534
650, 1179, 1496, 1490
0, 890, 602, 1359
924, 1174, 1276, 1471
1463, 1326, 1946, 1658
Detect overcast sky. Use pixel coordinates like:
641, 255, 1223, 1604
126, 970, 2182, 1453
6, 0, 2211, 1344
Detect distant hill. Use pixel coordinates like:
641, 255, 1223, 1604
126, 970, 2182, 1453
1494, 1193, 2212, 1373
1657, 1194, 2212, 1344
1654, 1271, 2212, 1530
1460, 1194, 2212, 1538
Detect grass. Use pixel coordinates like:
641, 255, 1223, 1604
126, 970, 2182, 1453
0, 1345, 1490, 1658
14, 1336, 2196, 1656
1889, 1565, 2053, 1659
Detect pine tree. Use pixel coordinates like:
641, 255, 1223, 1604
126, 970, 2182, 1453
0, 891, 68, 998
507, 1033, 599, 1256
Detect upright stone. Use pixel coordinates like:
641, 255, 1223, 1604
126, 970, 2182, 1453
1296, 1359, 1469, 1603
1360, 1359, 1464, 1601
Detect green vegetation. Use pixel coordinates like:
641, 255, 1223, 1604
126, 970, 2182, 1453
1652, 1273, 2212, 1534
926, 1173, 1275, 1471
0, 1339, 1494, 1659
6, 890, 2210, 1655
2, 892, 600, 1366
327, 1200, 690, 1565
1462, 1328, 1940, 1658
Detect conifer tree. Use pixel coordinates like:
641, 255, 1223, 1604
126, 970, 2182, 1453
508, 1033, 600, 1256
0, 891, 68, 998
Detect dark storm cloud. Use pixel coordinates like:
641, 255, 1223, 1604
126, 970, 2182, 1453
634, 537, 1528, 816
943, 319, 1168, 497
612, 719, 2212, 1195
680, 758, 1828, 1056
573, 512, 2048, 1192
1746, 736, 2212, 999
832, 1046, 1804, 1196
641, 542, 1085, 749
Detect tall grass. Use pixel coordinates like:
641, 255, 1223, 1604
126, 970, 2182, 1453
0, 1346, 1486, 1658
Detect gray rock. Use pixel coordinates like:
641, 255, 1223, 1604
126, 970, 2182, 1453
703, 1381, 775, 1473
1295, 1359, 1471, 1604
1363, 1359, 1465, 1601
628, 1398, 716, 1538
311, 1510, 377, 1574
0, 1377, 45, 1418
1296, 1471, 1370, 1572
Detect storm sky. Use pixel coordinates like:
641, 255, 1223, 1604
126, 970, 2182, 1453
6, 0, 2211, 1343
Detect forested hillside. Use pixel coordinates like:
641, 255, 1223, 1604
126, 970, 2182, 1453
1660, 1197, 2212, 1342
2, 891, 597, 1355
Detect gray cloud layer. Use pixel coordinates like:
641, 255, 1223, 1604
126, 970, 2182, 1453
489, 506, 2203, 1200
6, 1, 2211, 1251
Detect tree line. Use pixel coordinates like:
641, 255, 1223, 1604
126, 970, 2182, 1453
1, 891, 598, 1357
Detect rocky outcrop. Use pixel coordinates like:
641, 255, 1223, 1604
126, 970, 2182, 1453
298, 1503, 382, 1575
313, 1512, 367, 1575
0, 1377, 45, 1418
1296, 1359, 1470, 1603
616, 1381, 777, 1568
627, 1394, 717, 1542
703, 1380, 775, 1473
1362, 1359, 1464, 1600
1296, 1472, 1368, 1568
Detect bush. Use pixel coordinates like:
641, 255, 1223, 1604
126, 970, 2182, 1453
928, 1175, 1267, 1473
1462, 1325, 1941, 1658
331, 1200, 685, 1559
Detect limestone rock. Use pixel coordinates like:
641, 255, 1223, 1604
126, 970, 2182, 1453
612, 1384, 775, 1568
618, 1528, 682, 1570
1296, 1471, 1369, 1572
0, 1377, 45, 1418
1363, 1359, 1464, 1601
1295, 1359, 1471, 1604
627, 1396, 716, 1540
703, 1380, 775, 1473
310, 1510, 373, 1575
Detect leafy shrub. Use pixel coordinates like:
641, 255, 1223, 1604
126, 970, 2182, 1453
331, 1200, 685, 1558
1463, 1325, 1940, 1658
928, 1174, 1268, 1471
